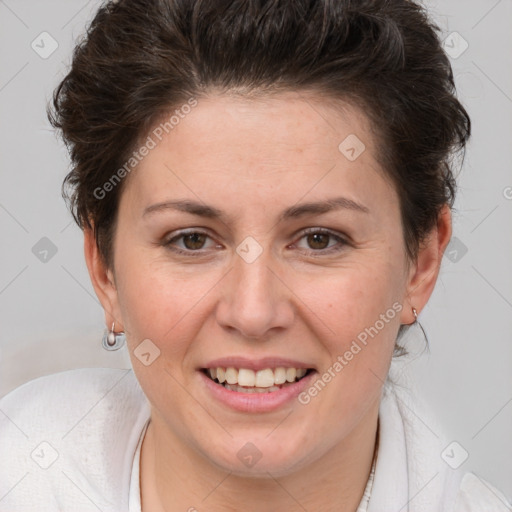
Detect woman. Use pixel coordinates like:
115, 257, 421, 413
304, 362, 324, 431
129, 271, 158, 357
0, 0, 510, 510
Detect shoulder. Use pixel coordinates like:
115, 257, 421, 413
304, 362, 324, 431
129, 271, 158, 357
376, 377, 511, 511
1, 366, 136, 402
0, 368, 150, 511
0, 367, 143, 431
453, 472, 512, 512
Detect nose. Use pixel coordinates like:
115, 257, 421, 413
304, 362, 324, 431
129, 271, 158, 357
215, 246, 295, 340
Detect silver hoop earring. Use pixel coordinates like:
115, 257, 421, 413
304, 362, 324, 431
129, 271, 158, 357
102, 322, 126, 351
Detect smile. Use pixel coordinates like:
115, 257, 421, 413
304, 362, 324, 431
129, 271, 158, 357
202, 367, 313, 393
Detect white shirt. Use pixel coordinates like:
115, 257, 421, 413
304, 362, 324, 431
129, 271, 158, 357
0, 367, 509, 511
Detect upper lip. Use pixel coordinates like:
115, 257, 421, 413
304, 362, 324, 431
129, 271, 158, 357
201, 356, 316, 372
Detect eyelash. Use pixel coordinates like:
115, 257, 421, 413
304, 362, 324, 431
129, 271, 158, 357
162, 228, 349, 257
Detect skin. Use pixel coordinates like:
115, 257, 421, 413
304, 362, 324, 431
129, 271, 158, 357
84, 91, 452, 511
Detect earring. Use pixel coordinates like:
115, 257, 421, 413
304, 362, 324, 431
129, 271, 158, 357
102, 321, 126, 351
411, 306, 430, 352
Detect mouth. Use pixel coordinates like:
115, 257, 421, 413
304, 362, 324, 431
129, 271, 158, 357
201, 366, 315, 394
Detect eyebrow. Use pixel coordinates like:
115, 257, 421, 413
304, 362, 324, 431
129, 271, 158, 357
142, 196, 370, 221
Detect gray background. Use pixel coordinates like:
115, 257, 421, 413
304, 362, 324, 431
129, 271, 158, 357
1, 0, 511, 502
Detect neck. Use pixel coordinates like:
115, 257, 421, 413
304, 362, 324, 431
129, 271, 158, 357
140, 399, 379, 512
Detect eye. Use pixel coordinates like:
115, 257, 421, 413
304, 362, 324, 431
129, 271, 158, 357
163, 229, 220, 255
162, 227, 348, 257
292, 228, 348, 255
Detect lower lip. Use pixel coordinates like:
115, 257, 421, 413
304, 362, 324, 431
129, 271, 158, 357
198, 370, 317, 413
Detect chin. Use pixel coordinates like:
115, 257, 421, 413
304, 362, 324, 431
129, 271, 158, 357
199, 432, 314, 478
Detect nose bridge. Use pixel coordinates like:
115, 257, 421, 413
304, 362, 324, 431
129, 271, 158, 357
216, 239, 293, 338
235, 246, 274, 302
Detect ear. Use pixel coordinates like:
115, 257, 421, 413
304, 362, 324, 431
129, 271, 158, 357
400, 204, 452, 324
83, 226, 124, 331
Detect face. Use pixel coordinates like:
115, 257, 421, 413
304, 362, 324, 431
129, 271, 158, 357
88, 91, 438, 477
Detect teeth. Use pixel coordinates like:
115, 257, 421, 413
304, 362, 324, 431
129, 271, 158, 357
225, 367, 238, 385
297, 368, 307, 379
286, 368, 297, 382
238, 368, 255, 387
216, 367, 226, 383
224, 383, 283, 393
274, 367, 287, 385
206, 366, 309, 388
255, 369, 274, 387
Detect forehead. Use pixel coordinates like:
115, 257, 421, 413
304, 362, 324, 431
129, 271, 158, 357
120, 91, 393, 218
158, 92, 376, 164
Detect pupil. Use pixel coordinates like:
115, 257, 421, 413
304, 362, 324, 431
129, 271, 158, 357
308, 233, 329, 250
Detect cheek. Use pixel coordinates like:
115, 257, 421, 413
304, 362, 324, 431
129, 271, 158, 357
300, 260, 402, 341
114, 259, 216, 415
114, 252, 199, 352
293, 258, 403, 394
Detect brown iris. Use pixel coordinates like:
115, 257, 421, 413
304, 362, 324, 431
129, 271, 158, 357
182, 233, 207, 250
306, 233, 330, 250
